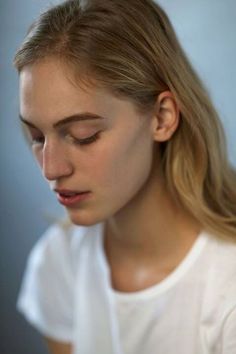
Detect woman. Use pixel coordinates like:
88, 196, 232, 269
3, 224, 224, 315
15, 0, 236, 353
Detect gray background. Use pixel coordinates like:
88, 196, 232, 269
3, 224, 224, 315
1, 0, 235, 353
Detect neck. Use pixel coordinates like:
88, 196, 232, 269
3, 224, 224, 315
104, 165, 202, 265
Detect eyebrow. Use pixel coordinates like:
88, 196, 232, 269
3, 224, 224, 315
19, 112, 105, 129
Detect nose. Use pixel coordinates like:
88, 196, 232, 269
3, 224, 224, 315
40, 140, 73, 181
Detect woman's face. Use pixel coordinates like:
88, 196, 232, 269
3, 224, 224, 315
19, 58, 158, 225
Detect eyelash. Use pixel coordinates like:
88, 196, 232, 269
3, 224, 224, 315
73, 132, 100, 145
30, 136, 45, 145
30, 132, 100, 146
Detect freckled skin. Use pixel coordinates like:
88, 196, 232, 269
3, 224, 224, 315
19, 58, 157, 226
20, 57, 201, 296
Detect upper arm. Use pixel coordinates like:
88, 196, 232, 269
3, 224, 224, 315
45, 337, 72, 354
17, 225, 76, 344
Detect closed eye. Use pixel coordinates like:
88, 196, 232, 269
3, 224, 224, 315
24, 126, 45, 146
71, 131, 101, 146
31, 135, 45, 144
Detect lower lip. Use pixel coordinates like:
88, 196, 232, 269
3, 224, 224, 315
57, 192, 91, 207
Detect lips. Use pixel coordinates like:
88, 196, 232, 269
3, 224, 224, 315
54, 189, 91, 207
55, 189, 88, 196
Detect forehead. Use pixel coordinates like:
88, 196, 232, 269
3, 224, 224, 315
19, 59, 109, 116
19, 58, 144, 125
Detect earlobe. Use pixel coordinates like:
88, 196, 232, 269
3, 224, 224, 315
152, 91, 180, 142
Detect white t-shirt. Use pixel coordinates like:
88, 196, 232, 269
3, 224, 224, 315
17, 223, 236, 354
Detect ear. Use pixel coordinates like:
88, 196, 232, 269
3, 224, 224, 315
151, 91, 180, 142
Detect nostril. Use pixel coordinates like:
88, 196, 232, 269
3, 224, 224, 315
42, 142, 74, 180
43, 160, 73, 181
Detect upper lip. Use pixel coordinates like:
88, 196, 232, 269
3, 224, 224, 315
54, 189, 89, 196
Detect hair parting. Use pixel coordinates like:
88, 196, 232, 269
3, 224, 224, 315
14, 0, 236, 241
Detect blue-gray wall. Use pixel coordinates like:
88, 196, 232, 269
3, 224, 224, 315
1, 1, 235, 353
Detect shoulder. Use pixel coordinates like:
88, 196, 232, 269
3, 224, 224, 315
210, 235, 236, 312
200, 232, 236, 323
23, 220, 105, 288
201, 232, 236, 292
193, 232, 236, 352
17, 221, 103, 341
209, 234, 236, 353
28, 221, 96, 273
205, 233, 236, 285
37, 221, 87, 254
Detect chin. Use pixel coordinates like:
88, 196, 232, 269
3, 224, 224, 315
66, 209, 106, 227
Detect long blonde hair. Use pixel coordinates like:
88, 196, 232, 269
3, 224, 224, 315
14, 0, 236, 241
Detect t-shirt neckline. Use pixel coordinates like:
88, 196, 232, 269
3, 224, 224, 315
96, 223, 209, 301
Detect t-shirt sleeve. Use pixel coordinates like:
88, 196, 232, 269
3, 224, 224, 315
220, 274, 236, 354
17, 224, 78, 342
221, 306, 236, 354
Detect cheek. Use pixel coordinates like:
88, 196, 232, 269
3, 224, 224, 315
91, 130, 154, 194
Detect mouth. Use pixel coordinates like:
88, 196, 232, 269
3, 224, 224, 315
54, 189, 91, 207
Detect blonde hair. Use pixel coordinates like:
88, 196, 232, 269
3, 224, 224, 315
14, 0, 236, 241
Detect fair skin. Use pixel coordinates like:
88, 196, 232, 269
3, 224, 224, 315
19, 58, 201, 353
